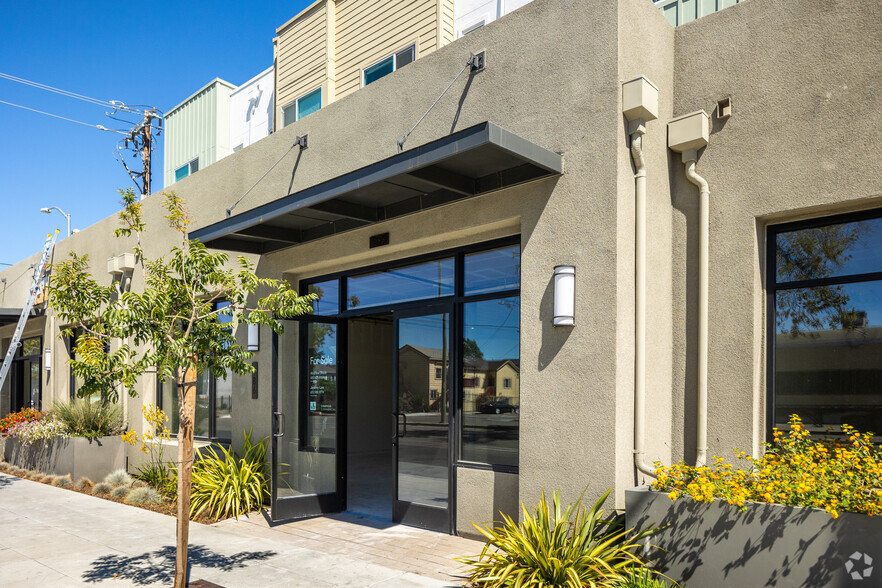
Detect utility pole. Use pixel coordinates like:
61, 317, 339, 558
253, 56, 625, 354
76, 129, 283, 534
120, 109, 161, 199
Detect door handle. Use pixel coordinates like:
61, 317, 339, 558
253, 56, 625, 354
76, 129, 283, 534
392, 412, 407, 439
391, 412, 398, 440
273, 412, 285, 437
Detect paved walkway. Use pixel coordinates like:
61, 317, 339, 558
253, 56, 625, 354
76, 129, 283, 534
0, 473, 483, 587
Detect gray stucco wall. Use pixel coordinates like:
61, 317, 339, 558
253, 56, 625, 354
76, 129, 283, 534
671, 0, 882, 462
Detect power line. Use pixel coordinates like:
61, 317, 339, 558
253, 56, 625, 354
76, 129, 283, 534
0, 72, 141, 114
0, 99, 127, 134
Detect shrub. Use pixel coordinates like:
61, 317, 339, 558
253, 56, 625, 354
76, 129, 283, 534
52, 474, 73, 488
134, 461, 176, 498
0, 461, 10, 471
111, 485, 130, 499
619, 570, 675, 587
92, 482, 112, 495
39, 475, 55, 484
105, 469, 132, 487
75, 477, 93, 491
456, 489, 658, 587
53, 399, 124, 440
125, 486, 163, 505
9, 466, 25, 476
25, 469, 41, 479
0, 408, 43, 436
6, 414, 68, 446
653, 415, 882, 518
131, 479, 147, 489
189, 430, 269, 520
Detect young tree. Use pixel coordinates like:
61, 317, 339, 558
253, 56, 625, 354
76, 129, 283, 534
49, 189, 315, 587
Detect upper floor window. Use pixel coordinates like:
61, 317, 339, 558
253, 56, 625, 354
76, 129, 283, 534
174, 158, 199, 182
769, 211, 882, 442
283, 87, 322, 127
362, 45, 415, 87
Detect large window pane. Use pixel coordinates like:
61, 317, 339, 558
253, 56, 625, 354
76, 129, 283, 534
214, 373, 232, 441
308, 279, 339, 315
306, 322, 337, 452
776, 216, 882, 283
398, 313, 449, 507
160, 379, 180, 435
347, 258, 454, 310
464, 245, 520, 295
775, 280, 882, 439
461, 297, 520, 467
363, 56, 394, 85
296, 88, 321, 120
194, 370, 210, 438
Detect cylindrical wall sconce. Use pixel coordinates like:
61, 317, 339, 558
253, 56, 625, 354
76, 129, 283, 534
44, 347, 52, 371
247, 323, 260, 351
553, 265, 575, 326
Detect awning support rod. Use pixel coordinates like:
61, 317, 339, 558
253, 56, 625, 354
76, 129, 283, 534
397, 53, 482, 153
226, 135, 308, 217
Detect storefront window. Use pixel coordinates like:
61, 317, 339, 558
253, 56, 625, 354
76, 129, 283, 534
771, 213, 882, 440
460, 297, 520, 468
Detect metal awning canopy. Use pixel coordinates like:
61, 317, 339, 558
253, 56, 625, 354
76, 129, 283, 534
190, 122, 562, 254
0, 308, 38, 326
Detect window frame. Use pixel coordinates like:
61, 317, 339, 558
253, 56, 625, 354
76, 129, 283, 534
155, 299, 233, 443
361, 44, 416, 87
766, 208, 882, 441
282, 87, 323, 127
174, 158, 199, 182
300, 236, 521, 473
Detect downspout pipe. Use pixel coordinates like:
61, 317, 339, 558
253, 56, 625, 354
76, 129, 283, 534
629, 123, 656, 478
682, 149, 709, 467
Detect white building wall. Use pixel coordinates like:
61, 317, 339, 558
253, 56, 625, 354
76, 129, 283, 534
454, 0, 535, 37
230, 66, 274, 152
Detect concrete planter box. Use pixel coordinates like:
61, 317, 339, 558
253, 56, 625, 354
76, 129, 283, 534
626, 486, 881, 587
2, 436, 125, 481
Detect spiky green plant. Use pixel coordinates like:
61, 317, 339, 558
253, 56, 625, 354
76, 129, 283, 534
105, 469, 131, 487
75, 477, 93, 491
92, 482, 112, 495
617, 569, 675, 587
189, 430, 269, 520
52, 474, 73, 488
111, 485, 130, 499
456, 489, 658, 588
125, 486, 164, 505
53, 399, 124, 440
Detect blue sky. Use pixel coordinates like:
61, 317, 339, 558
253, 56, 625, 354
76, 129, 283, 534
0, 1, 310, 266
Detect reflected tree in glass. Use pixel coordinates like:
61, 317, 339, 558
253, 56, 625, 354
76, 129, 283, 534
776, 221, 871, 336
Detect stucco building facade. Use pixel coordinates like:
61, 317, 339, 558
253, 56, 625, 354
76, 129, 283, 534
1, 0, 879, 537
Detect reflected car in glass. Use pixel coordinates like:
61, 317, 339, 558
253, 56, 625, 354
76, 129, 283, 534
478, 398, 519, 414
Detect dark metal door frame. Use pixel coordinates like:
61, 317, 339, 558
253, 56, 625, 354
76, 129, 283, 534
270, 316, 347, 522
392, 302, 456, 534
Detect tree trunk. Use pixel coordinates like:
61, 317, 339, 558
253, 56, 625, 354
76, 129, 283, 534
174, 367, 196, 588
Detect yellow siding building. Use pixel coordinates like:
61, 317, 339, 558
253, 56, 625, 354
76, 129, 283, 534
274, 0, 454, 130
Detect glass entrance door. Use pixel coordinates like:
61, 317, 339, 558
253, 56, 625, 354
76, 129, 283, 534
393, 306, 453, 532
271, 318, 345, 521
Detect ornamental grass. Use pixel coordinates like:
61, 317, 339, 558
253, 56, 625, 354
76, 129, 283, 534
653, 415, 882, 518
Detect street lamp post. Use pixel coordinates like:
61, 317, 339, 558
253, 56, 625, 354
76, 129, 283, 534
40, 206, 71, 238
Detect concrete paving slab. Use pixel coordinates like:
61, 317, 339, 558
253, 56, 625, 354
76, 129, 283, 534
0, 473, 478, 586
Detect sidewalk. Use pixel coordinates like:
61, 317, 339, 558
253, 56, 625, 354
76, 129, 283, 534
0, 473, 482, 587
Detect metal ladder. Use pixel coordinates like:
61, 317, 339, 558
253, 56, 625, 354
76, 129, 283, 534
0, 231, 59, 393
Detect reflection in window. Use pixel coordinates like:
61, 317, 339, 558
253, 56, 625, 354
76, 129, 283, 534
306, 322, 337, 452
308, 280, 339, 315
461, 297, 519, 467
464, 245, 520, 295
772, 214, 882, 440
347, 258, 454, 310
